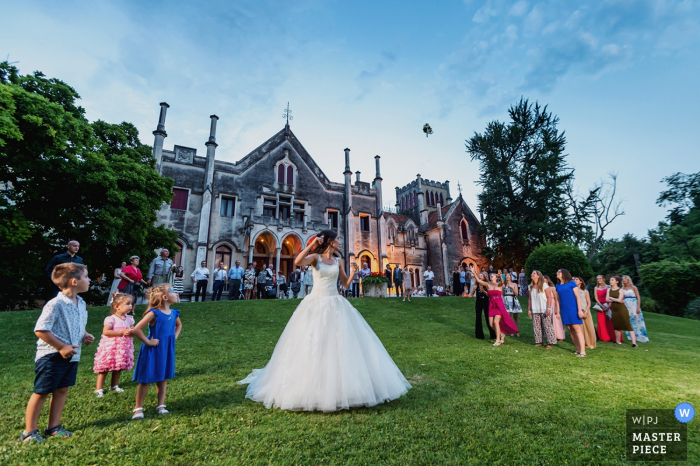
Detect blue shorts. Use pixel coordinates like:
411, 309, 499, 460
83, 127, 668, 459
34, 353, 79, 394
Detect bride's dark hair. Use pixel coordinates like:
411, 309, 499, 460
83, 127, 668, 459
313, 229, 338, 254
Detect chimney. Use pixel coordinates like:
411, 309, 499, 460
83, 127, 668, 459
152, 102, 169, 173
445, 180, 452, 204
355, 171, 361, 184
344, 148, 352, 213
374, 155, 383, 215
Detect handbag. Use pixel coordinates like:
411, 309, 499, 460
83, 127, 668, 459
592, 304, 602, 311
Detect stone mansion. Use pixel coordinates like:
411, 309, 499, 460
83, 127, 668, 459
150, 103, 487, 295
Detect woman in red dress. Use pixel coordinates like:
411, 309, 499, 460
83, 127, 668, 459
593, 275, 622, 342
118, 256, 148, 302
473, 273, 518, 346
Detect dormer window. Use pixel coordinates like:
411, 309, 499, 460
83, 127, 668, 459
275, 154, 296, 187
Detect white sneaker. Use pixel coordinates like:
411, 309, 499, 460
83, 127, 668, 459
95, 389, 104, 398
111, 385, 124, 393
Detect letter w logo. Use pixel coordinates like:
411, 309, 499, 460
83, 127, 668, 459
679, 409, 690, 417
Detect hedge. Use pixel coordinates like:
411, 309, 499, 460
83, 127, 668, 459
524, 243, 594, 283
638, 260, 700, 317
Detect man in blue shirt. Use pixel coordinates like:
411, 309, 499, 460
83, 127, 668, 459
227, 260, 244, 300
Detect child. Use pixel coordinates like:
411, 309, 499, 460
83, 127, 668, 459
93, 292, 135, 397
22, 263, 95, 443
131, 284, 182, 419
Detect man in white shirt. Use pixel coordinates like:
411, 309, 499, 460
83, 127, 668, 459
211, 261, 227, 301
190, 261, 210, 302
423, 266, 435, 297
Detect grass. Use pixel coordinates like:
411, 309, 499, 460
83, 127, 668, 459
0, 297, 698, 465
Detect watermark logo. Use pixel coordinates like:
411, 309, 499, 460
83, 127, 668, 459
674, 403, 695, 424
626, 409, 688, 462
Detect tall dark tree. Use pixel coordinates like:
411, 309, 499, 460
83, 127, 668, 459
466, 98, 591, 268
0, 62, 177, 309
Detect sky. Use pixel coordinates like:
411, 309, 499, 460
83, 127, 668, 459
3, 0, 700, 239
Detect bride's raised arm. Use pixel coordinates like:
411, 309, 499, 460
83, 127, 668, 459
295, 237, 322, 267
473, 273, 489, 287
337, 260, 357, 289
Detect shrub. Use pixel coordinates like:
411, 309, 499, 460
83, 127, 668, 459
640, 296, 660, 314
525, 242, 594, 283
638, 260, 700, 317
685, 297, 700, 320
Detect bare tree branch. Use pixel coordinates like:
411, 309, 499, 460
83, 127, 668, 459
588, 172, 626, 262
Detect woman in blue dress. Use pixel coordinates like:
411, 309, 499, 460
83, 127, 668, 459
555, 269, 586, 357
131, 284, 182, 419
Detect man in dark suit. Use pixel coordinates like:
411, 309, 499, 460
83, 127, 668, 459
45, 241, 83, 297
393, 265, 404, 298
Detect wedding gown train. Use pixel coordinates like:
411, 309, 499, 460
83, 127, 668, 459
238, 258, 411, 412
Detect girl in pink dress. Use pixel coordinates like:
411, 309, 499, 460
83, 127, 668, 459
544, 275, 566, 341
94, 292, 135, 397
473, 273, 518, 346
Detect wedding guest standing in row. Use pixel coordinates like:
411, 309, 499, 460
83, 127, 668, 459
544, 275, 566, 341
119, 256, 148, 302
402, 267, 413, 302
528, 271, 555, 348
593, 276, 620, 342
384, 264, 393, 296
172, 266, 184, 298
503, 274, 522, 337
607, 276, 637, 347
393, 265, 404, 298
243, 263, 256, 300
519, 269, 529, 297
107, 261, 126, 305
190, 261, 210, 302
574, 276, 596, 349
146, 249, 175, 287
474, 273, 496, 340
228, 260, 245, 300
555, 269, 586, 357
622, 276, 649, 342
211, 262, 227, 301
452, 266, 462, 297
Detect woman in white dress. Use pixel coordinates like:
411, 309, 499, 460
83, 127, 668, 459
238, 230, 411, 412
107, 261, 126, 305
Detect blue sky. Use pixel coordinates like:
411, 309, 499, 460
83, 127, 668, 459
3, 0, 700, 239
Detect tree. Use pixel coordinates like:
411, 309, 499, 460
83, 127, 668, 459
592, 234, 659, 286
585, 173, 625, 262
652, 171, 700, 261
0, 62, 178, 309
466, 98, 591, 268
524, 242, 594, 283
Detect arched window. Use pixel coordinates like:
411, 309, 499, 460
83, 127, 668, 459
215, 245, 232, 270
286, 165, 294, 185
277, 165, 285, 183
413, 191, 418, 208
430, 191, 435, 206
439, 193, 444, 206
460, 220, 469, 240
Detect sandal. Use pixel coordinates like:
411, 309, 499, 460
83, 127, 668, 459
545, 345, 552, 349
132, 408, 144, 420
21, 429, 45, 444
535, 343, 542, 347
95, 389, 104, 398
577, 353, 587, 357
156, 405, 169, 415
44, 424, 72, 438
111, 385, 124, 393
493, 341, 503, 346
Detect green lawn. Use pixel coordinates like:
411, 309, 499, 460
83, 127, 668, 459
1, 297, 698, 465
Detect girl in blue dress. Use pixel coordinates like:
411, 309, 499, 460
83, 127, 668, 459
131, 284, 182, 419
555, 269, 586, 357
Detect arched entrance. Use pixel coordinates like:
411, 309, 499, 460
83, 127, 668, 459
253, 231, 277, 271
280, 234, 302, 277
357, 250, 375, 272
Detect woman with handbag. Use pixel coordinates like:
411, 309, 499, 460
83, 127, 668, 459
118, 256, 148, 302
555, 269, 586, 357
574, 276, 596, 349
607, 276, 638, 347
593, 275, 621, 343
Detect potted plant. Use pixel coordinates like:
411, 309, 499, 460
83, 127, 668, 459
361, 272, 390, 298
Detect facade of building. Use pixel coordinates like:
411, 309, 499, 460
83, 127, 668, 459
150, 103, 486, 295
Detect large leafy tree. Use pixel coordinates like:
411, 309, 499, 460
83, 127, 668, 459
466, 98, 592, 268
0, 62, 177, 309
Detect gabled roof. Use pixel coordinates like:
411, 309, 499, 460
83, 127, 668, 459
383, 212, 416, 228
426, 195, 481, 230
232, 125, 334, 188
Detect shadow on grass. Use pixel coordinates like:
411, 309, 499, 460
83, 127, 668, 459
76, 387, 248, 429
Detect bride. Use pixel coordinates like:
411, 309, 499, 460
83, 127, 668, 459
238, 230, 411, 412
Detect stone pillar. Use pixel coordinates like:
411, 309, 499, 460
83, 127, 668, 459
196, 115, 219, 265
445, 181, 452, 204
355, 171, 361, 184
395, 187, 400, 210
153, 102, 169, 173
343, 148, 352, 274
276, 247, 281, 295
374, 155, 383, 215
417, 174, 428, 228
437, 202, 443, 221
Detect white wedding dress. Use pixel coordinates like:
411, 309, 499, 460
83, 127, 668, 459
238, 257, 411, 412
